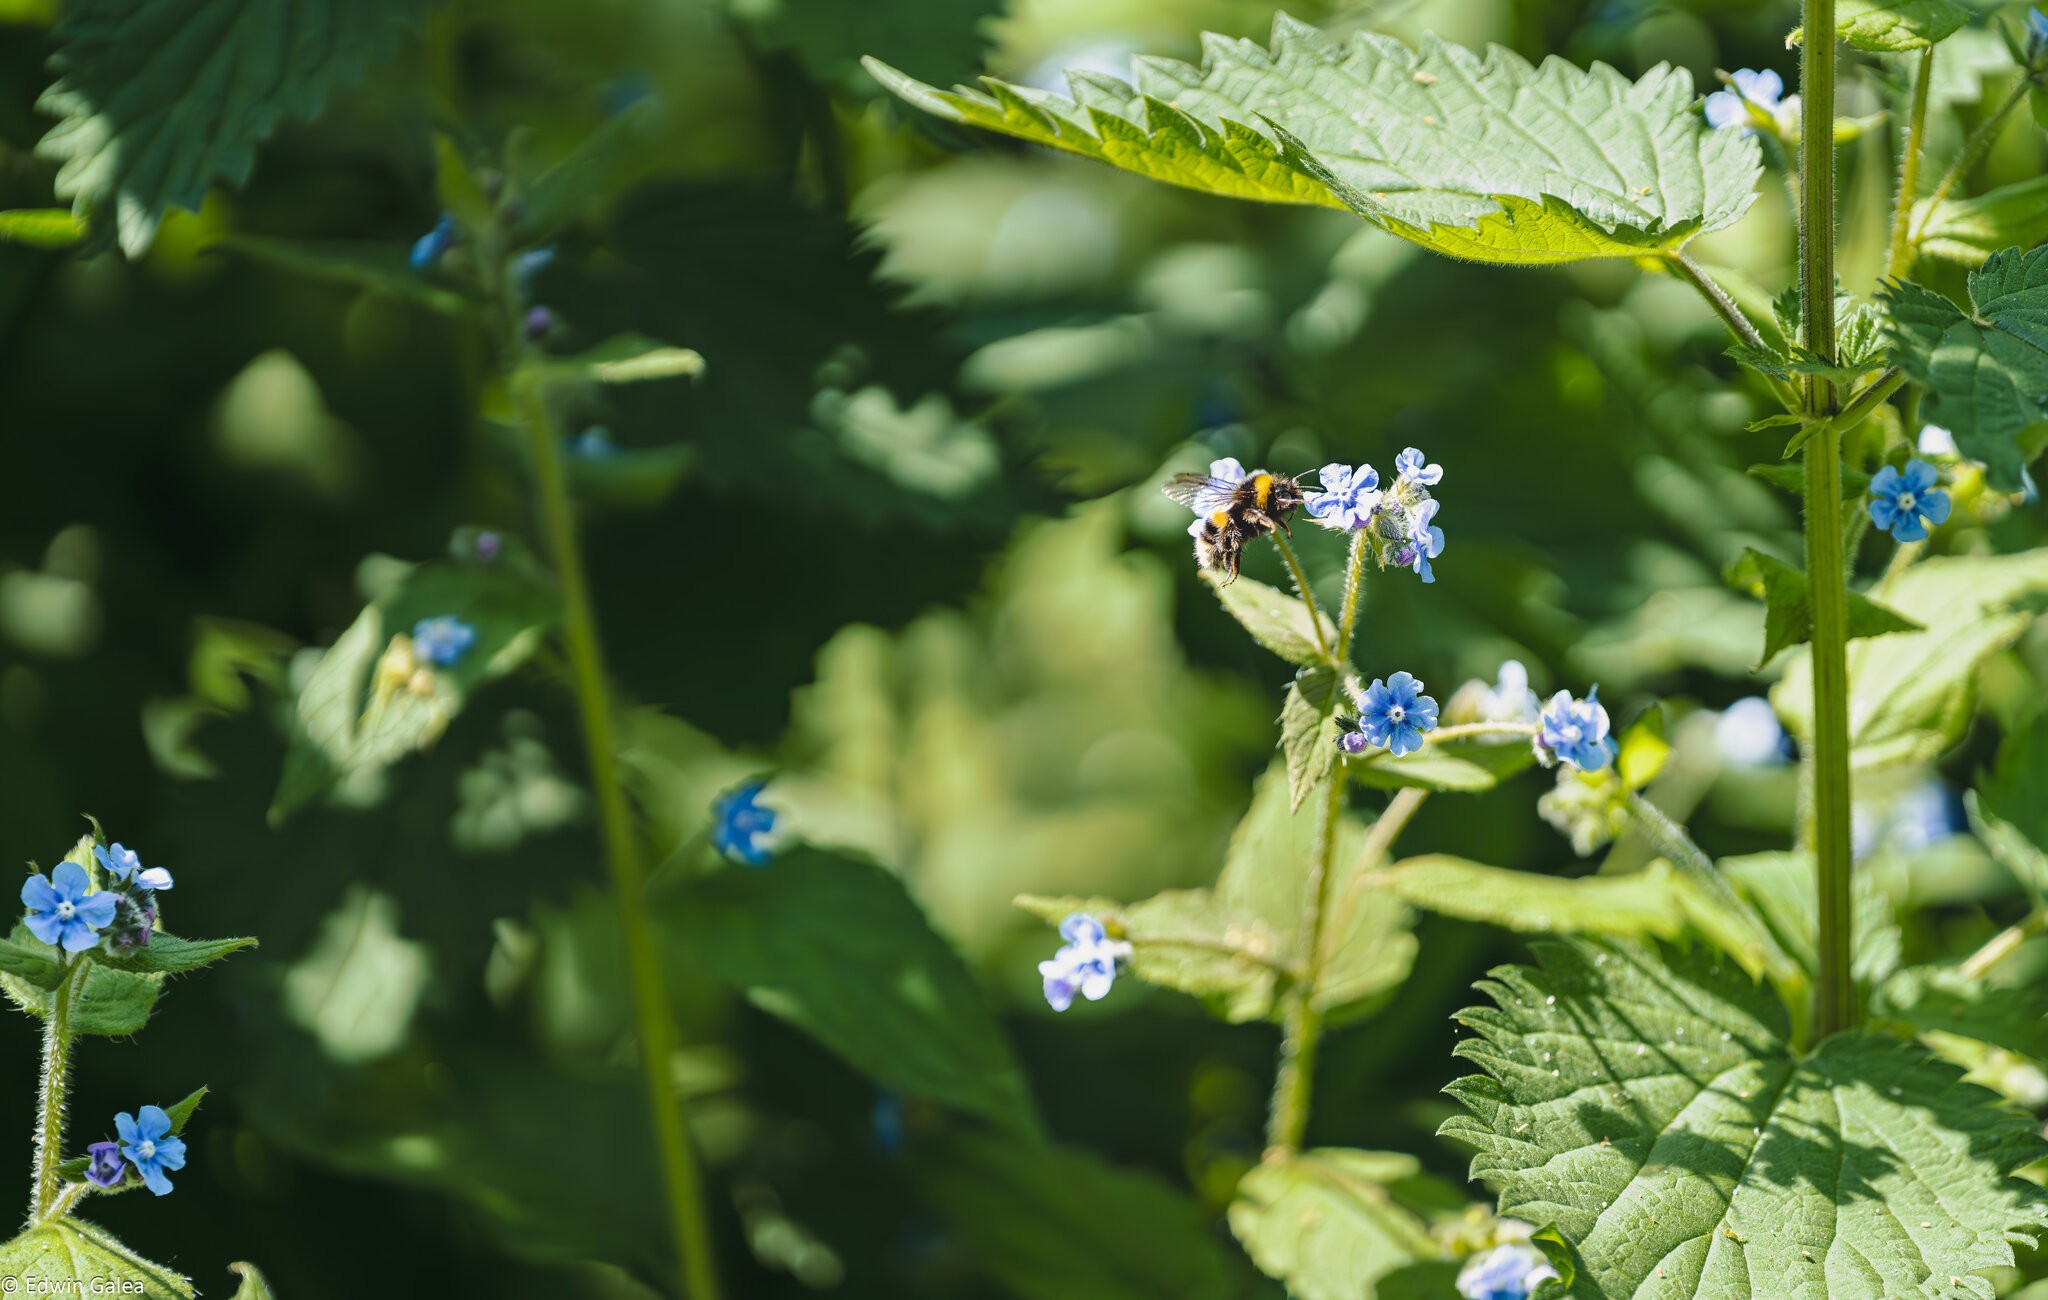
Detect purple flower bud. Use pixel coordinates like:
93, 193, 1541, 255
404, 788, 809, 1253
474, 531, 502, 560
86, 1141, 126, 1189
524, 306, 556, 341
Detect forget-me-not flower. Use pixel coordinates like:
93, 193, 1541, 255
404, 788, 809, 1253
712, 781, 779, 866
85, 1140, 126, 1190
1479, 661, 1540, 724
1339, 672, 1440, 758
409, 213, 457, 271
413, 616, 478, 668
1867, 459, 1951, 542
1457, 1242, 1559, 1300
22, 862, 117, 953
1704, 69, 1798, 136
115, 1106, 186, 1197
1393, 446, 1443, 489
1916, 423, 1957, 457
2028, 7, 2048, 59
1393, 498, 1446, 582
94, 842, 173, 892
1534, 689, 1615, 772
1039, 913, 1131, 1011
1303, 462, 1382, 530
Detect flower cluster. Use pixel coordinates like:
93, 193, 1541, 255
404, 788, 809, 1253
84, 1106, 187, 1197
1704, 68, 1800, 138
22, 841, 175, 955
1533, 689, 1614, 772
1457, 1240, 1559, 1300
1867, 459, 1950, 543
1305, 446, 1447, 582
412, 616, 478, 668
1338, 672, 1440, 758
1039, 913, 1130, 1012
712, 780, 781, 866
1537, 766, 1629, 857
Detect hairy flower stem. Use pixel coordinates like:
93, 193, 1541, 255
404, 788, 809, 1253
1885, 47, 1935, 280
1799, 0, 1856, 1040
32, 957, 85, 1221
520, 381, 722, 1300
1269, 533, 1330, 659
1335, 529, 1367, 663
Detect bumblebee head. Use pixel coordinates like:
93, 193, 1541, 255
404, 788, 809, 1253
1268, 475, 1306, 515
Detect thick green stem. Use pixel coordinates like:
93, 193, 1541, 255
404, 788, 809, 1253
1911, 75, 2032, 245
32, 957, 85, 1220
520, 383, 722, 1300
1885, 47, 1935, 281
1269, 533, 1331, 659
1798, 0, 1856, 1039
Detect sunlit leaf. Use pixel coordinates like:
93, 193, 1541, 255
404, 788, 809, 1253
1280, 665, 1342, 812
1913, 177, 2048, 266
1724, 547, 1921, 667
1205, 571, 1336, 667
1345, 732, 1538, 793
1016, 889, 1296, 1023
1, 960, 162, 1037
1834, 0, 1970, 51
1227, 1148, 1438, 1300
226, 1262, 278, 1300
0, 1219, 192, 1298
1369, 855, 1694, 939
1876, 965, 2048, 1060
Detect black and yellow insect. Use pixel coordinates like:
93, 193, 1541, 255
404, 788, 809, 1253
1163, 462, 1305, 583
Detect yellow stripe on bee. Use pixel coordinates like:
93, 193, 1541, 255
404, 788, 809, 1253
1252, 473, 1272, 508
1210, 509, 1231, 528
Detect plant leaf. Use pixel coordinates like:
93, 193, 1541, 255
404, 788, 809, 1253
0, 1218, 192, 1297
1913, 177, 2048, 267
37, 0, 434, 255
1227, 1148, 1437, 1300
1876, 965, 2048, 1060
867, 19, 1761, 267
1883, 250, 2048, 492
0, 925, 62, 988
1724, 548, 1922, 667
1369, 855, 1693, 939
1836, 0, 1971, 51
102, 932, 257, 975
1345, 732, 1539, 792
1280, 665, 1342, 812
227, 1262, 278, 1300
1205, 571, 1336, 667
1974, 710, 2048, 903
1617, 707, 1670, 791
163, 1085, 208, 1135
1773, 551, 2048, 769
1443, 938, 2048, 1298
1, 961, 162, 1037
667, 849, 1037, 1134
210, 236, 475, 315
1719, 851, 1902, 993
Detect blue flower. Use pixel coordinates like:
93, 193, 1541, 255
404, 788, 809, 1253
2029, 7, 2048, 58
1304, 462, 1382, 530
1867, 459, 1951, 542
1394, 446, 1443, 488
511, 245, 556, 294
1393, 498, 1446, 582
409, 213, 457, 271
1704, 69, 1786, 133
114, 1106, 186, 1197
1457, 1242, 1559, 1300
1340, 671, 1440, 758
93, 842, 172, 892
568, 426, 620, 459
1038, 913, 1130, 1012
1535, 689, 1615, 772
85, 1140, 126, 1190
412, 616, 478, 668
712, 781, 779, 866
22, 862, 117, 953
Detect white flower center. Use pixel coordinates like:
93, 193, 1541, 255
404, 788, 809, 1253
55, 901, 74, 920
1897, 491, 1917, 512
1387, 705, 1406, 724
1561, 724, 1583, 744
136, 1140, 155, 1160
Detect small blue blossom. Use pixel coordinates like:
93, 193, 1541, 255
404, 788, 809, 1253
568, 426, 620, 459
412, 616, 478, 668
871, 1091, 907, 1157
1704, 69, 1788, 134
1303, 462, 1383, 530
22, 862, 116, 953
1393, 446, 1443, 488
114, 1106, 186, 1197
1535, 689, 1615, 773
85, 1140, 126, 1190
712, 781, 779, 866
1339, 671, 1440, 758
94, 842, 172, 892
1393, 498, 1445, 582
1038, 912, 1130, 1012
2028, 7, 2048, 59
409, 213, 457, 271
511, 245, 556, 294
1867, 459, 1951, 542
1457, 1242, 1559, 1300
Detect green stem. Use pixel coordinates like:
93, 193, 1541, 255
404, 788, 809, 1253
1959, 910, 2048, 979
32, 957, 85, 1220
1424, 722, 1538, 744
1799, 0, 1856, 1041
1269, 533, 1331, 660
520, 381, 722, 1300
1885, 46, 1935, 281
1910, 74, 2032, 246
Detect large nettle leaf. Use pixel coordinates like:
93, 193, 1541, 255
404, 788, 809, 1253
1443, 938, 2048, 1298
0, 1217, 192, 1298
38, 0, 435, 255
1884, 247, 2048, 492
867, 16, 1761, 266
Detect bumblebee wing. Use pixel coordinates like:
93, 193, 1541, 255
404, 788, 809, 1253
1163, 473, 1239, 514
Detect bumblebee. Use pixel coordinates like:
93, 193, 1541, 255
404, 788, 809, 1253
1163, 460, 1305, 582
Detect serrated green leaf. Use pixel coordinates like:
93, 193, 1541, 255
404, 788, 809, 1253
1836, 0, 1970, 51
226, 1262, 277, 1300
0, 208, 84, 248
667, 849, 1037, 1134
1725, 548, 1922, 667
36, 0, 434, 256
1346, 730, 1540, 792
1884, 251, 2048, 492
1774, 551, 2048, 768
1877, 965, 2048, 1060
102, 931, 256, 975
1368, 855, 1693, 938
2, 961, 162, 1037
0, 1218, 192, 1297
0, 924, 62, 987
1726, 344, 1872, 385
1443, 938, 2048, 1298
1912, 177, 2048, 267
1227, 1148, 1437, 1300
1280, 665, 1342, 812
1204, 571, 1336, 667
1015, 889, 1298, 1022
868, 19, 1760, 267
913, 1129, 1239, 1300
